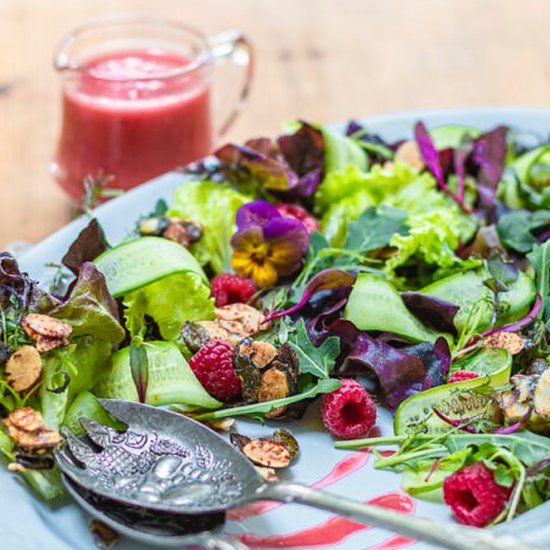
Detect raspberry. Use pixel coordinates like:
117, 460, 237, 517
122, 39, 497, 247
321, 379, 377, 439
448, 370, 479, 383
211, 274, 256, 307
188, 340, 241, 401
443, 463, 512, 527
276, 203, 320, 234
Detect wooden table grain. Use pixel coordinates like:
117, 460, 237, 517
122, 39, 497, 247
1, 0, 550, 249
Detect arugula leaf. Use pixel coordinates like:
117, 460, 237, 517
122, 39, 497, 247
193, 378, 341, 421
497, 211, 550, 253
288, 319, 340, 378
527, 240, 550, 323
344, 206, 409, 253
444, 431, 550, 468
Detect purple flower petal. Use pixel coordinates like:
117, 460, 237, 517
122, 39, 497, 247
263, 217, 310, 276
235, 200, 281, 229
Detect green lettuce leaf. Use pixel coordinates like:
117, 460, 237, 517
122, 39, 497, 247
498, 146, 550, 210
40, 263, 125, 429
167, 180, 249, 273
385, 208, 479, 276
123, 271, 214, 341
316, 163, 476, 248
95, 341, 221, 409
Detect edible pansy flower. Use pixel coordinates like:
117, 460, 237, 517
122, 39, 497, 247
231, 200, 310, 288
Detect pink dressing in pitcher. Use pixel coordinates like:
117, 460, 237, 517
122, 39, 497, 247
54, 49, 212, 200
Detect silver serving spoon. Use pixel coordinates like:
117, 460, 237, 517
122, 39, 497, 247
63, 476, 248, 549
56, 399, 543, 550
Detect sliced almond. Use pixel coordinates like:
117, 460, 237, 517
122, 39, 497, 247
21, 314, 72, 339
483, 331, 525, 355
216, 303, 268, 335
4, 345, 42, 391
394, 140, 425, 171
242, 438, 291, 468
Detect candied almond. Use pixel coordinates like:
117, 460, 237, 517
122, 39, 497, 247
394, 140, 425, 171
250, 341, 278, 369
483, 331, 524, 355
7, 406, 45, 432
259, 367, 291, 419
21, 314, 72, 339
4, 345, 42, 392
242, 438, 291, 468
4, 407, 62, 450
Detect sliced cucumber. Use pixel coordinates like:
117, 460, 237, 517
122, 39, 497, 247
510, 145, 550, 185
322, 127, 369, 174
394, 348, 512, 435
429, 125, 480, 150
344, 273, 448, 343
420, 268, 535, 333
94, 237, 207, 297
95, 341, 221, 410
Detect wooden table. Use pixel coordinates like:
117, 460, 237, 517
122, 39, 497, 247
2, 0, 550, 249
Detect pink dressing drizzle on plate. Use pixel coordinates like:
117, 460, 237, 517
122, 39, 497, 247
235, 492, 415, 548
227, 450, 371, 521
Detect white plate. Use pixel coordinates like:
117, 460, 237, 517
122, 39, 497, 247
5, 108, 550, 550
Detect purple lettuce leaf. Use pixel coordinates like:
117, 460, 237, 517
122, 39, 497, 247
0, 253, 58, 313
62, 218, 109, 275
401, 292, 459, 334
471, 126, 508, 208
277, 122, 325, 180
331, 320, 451, 409
415, 121, 508, 213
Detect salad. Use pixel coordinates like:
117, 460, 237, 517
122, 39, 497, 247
1, 119, 549, 534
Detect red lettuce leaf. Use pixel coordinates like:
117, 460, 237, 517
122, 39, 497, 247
62, 218, 109, 275
401, 292, 459, 334
0, 253, 58, 313
332, 320, 451, 409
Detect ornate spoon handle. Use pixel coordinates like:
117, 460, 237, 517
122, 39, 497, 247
259, 481, 542, 550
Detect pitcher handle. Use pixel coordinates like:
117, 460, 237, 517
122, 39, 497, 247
207, 31, 254, 138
